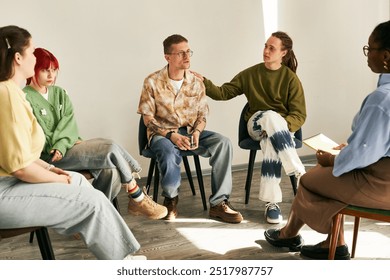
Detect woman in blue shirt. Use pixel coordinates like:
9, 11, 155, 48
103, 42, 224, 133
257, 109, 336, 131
264, 20, 390, 259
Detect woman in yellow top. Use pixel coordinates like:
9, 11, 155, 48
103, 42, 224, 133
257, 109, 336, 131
0, 25, 144, 260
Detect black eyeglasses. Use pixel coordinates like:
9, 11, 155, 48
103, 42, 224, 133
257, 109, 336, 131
168, 49, 193, 58
363, 45, 384, 56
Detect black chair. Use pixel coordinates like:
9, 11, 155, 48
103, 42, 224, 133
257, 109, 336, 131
138, 117, 207, 210
238, 103, 303, 204
0, 227, 55, 259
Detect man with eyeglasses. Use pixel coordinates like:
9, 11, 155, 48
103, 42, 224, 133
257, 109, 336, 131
137, 34, 243, 223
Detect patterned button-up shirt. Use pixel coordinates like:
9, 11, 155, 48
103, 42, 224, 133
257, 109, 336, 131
138, 66, 209, 142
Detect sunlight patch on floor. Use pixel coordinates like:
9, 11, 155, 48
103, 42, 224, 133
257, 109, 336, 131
344, 231, 390, 258
176, 228, 261, 255
176, 224, 390, 258
166, 218, 249, 224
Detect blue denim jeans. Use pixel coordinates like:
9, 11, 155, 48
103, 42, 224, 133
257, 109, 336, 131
150, 129, 233, 206
53, 138, 141, 200
0, 172, 140, 259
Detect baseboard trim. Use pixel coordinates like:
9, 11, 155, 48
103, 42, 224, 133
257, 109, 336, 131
138, 154, 316, 185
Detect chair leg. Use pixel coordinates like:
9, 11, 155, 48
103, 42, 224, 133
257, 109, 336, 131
112, 197, 120, 213
145, 159, 156, 194
152, 162, 160, 202
35, 227, 55, 260
289, 175, 297, 196
351, 217, 360, 258
245, 150, 257, 204
193, 155, 207, 211
329, 213, 343, 259
182, 156, 196, 195
29, 231, 34, 243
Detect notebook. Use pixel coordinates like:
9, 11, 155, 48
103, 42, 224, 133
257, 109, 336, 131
303, 133, 340, 155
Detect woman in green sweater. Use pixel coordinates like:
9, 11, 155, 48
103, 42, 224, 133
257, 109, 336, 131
0, 25, 143, 260
24, 48, 167, 220
195, 32, 306, 224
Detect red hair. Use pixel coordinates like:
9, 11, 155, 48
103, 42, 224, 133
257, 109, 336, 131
27, 47, 59, 85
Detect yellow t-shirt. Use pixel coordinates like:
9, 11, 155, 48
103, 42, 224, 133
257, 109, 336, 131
0, 80, 45, 176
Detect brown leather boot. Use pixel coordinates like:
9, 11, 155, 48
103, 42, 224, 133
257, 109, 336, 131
209, 200, 243, 223
128, 187, 168, 220
163, 196, 179, 220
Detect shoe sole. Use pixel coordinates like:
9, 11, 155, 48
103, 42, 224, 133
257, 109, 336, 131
266, 216, 282, 224
300, 248, 351, 260
209, 213, 243, 224
264, 231, 303, 252
164, 213, 177, 221
301, 251, 351, 260
266, 238, 302, 252
128, 208, 168, 220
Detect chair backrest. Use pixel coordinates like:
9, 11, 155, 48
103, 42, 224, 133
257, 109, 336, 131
138, 116, 149, 155
238, 102, 302, 148
238, 103, 251, 144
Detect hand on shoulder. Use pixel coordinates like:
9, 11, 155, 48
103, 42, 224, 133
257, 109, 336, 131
190, 70, 204, 81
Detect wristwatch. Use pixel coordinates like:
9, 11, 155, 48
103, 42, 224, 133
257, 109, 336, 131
165, 131, 174, 140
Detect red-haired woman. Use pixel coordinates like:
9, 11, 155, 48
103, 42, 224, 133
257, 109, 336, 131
0, 25, 143, 260
23, 48, 167, 220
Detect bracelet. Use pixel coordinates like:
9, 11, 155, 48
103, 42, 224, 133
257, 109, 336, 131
46, 164, 55, 171
165, 131, 174, 140
195, 128, 202, 133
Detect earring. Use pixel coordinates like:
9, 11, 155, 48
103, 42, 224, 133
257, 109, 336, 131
384, 61, 389, 70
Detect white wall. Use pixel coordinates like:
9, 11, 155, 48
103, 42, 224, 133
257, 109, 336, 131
1, 0, 389, 174
277, 0, 389, 155
1, 0, 263, 172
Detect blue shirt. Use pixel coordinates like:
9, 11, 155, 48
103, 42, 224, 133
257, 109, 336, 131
333, 74, 390, 176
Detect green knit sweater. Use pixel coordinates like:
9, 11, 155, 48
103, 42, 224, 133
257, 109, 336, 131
23, 85, 81, 161
204, 63, 306, 132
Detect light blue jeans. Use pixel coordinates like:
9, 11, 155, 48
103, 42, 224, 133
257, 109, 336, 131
53, 138, 142, 200
150, 129, 233, 206
0, 172, 140, 260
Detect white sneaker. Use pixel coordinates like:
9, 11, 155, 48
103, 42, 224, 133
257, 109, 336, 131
123, 254, 147, 260
265, 202, 282, 224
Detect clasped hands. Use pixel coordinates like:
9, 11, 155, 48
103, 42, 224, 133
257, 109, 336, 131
49, 149, 63, 162
171, 131, 199, 150
49, 140, 82, 162
53, 168, 72, 184
46, 164, 71, 184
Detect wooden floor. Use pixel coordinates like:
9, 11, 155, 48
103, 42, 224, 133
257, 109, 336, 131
1, 161, 390, 260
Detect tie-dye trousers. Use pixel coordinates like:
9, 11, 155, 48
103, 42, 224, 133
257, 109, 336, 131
247, 110, 305, 203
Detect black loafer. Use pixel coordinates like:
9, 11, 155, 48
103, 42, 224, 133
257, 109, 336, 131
264, 229, 304, 252
301, 243, 351, 260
